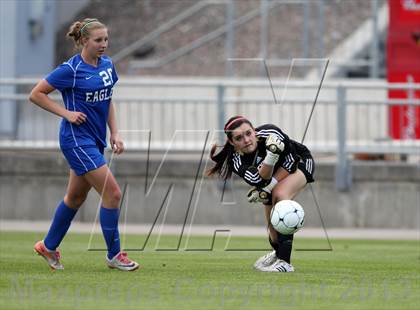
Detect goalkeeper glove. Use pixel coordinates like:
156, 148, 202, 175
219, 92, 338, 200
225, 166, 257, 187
247, 178, 278, 204
247, 187, 270, 204
265, 133, 284, 154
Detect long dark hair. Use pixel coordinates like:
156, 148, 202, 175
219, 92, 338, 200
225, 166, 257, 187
207, 116, 253, 179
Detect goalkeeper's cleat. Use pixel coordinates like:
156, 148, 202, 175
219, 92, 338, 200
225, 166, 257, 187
34, 240, 64, 270
259, 259, 295, 273
106, 252, 140, 271
254, 250, 277, 270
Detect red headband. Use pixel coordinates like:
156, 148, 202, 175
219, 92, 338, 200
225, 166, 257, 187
224, 117, 247, 132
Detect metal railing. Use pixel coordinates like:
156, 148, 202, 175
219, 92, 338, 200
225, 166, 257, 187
112, 0, 213, 63
128, 0, 283, 70
1, 78, 419, 189
122, 0, 384, 78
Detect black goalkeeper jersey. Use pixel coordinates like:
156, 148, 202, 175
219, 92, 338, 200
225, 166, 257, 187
228, 124, 312, 187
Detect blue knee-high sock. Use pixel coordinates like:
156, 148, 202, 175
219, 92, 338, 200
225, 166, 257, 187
100, 207, 121, 260
44, 201, 78, 251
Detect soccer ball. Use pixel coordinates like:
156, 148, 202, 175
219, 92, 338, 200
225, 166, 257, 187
270, 200, 305, 235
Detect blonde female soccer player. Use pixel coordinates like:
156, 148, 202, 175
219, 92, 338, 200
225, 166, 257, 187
29, 18, 139, 271
208, 116, 315, 272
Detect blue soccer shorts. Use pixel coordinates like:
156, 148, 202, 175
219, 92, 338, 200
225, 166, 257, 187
61, 145, 107, 176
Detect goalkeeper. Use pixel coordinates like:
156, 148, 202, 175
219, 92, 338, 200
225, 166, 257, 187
207, 116, 314, 273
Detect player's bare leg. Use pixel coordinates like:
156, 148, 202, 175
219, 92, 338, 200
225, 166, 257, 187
255, 170, 307, 272
83, 165, 139, 271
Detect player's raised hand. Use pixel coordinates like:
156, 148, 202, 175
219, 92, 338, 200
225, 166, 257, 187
265, 134, 284, 154
110, 132, 124, 155
65, 111, 87, 125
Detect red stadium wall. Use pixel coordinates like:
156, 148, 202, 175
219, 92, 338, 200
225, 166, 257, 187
387, 0, 420, 139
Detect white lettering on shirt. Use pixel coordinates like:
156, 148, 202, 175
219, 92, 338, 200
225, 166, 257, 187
85, 87, 113, 103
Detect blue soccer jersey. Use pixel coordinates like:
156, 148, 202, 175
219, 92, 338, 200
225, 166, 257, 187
45, 54, 118, 150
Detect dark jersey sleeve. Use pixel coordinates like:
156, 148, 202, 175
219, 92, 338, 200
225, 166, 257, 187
256, 124, 299, 174
230, 152, 271, 188
255, 124, 289, 147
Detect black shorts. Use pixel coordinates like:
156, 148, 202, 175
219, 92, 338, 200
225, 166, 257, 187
297, 155, 315, 183
263, 155, 315, 206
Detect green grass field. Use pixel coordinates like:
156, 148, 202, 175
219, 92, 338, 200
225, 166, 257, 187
0, 231, 419, 310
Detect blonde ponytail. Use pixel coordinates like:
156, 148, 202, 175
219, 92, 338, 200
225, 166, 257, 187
66, 18, 106, 49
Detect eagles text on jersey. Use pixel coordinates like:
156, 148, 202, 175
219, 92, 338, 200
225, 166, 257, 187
45, 54, 118, 150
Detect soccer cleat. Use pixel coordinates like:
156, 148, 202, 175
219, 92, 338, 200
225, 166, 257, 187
254, 250, 277, 270
259, 259, 295, 273
34, 240, 64, 270
106, 252, 140, 271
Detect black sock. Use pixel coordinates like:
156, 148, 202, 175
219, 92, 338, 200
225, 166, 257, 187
270, 233, 294, 263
